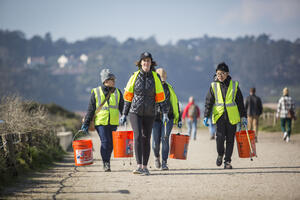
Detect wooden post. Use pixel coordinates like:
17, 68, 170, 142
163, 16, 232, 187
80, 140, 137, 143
20, 133, 31, 165
0, 134, 7, 157
5, 134, 18, 176
273, 112, 277, 127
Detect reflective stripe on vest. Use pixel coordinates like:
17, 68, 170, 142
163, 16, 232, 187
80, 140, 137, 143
92, 87, 120, 126
124, 71, 165, 103
166, 82, 179, 124
211, 80, 240, 125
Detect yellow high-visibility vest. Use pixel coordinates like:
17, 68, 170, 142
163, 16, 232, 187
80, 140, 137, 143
124, 71, 165, 103
92, 87, 120, 125
211, 80, 240, 125
166, 82, 179, 124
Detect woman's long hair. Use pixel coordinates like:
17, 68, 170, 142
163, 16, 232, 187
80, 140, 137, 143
135, 60, 157, 71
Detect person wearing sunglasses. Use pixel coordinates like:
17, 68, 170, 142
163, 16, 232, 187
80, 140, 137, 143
203, 62, 247, 169
81, 68, 124, 172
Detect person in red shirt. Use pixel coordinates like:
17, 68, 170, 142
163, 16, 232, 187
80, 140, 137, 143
182, 96, 200, 140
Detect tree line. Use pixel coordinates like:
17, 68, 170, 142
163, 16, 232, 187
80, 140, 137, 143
0, 30, 299, 111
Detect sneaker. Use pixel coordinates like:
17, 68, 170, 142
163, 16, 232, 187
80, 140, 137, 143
161, 160, 169, 170
224, 162, 233, 169
216, 155, 223, 167
133, 167, 143, 174
210, 135, 215, 140
103, 162, 111, 172
283, 132, 288, 141
142, 168, 150, 176
286, 136, 290, 143
154, 157, 161, 169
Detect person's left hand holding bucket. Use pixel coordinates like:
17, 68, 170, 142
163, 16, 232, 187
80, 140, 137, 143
72, 127, 93, 166
80, 124, 89, 135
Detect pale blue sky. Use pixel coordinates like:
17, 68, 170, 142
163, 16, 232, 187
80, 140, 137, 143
1, 0, 299, 44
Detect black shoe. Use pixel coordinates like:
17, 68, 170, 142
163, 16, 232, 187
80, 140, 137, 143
224, 162, 232, 169
154, 157, 161, 169
161, 160, 169, 170
103, 162, 111, 172
216, 155, 223, 166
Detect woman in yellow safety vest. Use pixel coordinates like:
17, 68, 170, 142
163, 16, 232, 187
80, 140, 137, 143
152, 68, 182, 170
81, 69, 124, 172
120, 52, 168, 176
203, 62, 247, 169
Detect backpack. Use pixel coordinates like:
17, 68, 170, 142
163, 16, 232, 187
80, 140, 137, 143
188, 104, 198, 119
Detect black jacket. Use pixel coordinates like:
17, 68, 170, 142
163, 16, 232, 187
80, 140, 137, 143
123, 69, 168, 117
245, 94, 263, 116
204, 76, 247, 120
83, 85, 124, 127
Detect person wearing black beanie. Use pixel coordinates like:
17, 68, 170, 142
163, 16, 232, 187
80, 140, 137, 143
203, 62, 247, 169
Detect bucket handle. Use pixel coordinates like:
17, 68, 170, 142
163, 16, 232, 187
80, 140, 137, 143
72, 130, 88, 142
118, 121, 128, 131
243, 125, 257, 161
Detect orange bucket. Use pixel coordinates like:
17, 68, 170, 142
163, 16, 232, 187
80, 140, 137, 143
235, 130, 256, 158
72, 139, 93, 166
169, 133, 190, 160
112, 131, 133, 158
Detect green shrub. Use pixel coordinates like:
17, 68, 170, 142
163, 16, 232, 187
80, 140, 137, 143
0, 95, 75, 191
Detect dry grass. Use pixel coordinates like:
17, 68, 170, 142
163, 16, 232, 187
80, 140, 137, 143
0, 95, 53, 135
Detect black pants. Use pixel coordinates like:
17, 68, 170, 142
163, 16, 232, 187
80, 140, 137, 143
130, 113, 155, 166
216, 114, 236, 163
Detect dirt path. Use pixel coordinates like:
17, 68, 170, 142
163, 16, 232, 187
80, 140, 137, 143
2, 128, 300, 200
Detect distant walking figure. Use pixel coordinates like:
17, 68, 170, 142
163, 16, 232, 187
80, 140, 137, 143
245, 87, 263, 142
276, 87, 296, 143
182, 96, 200, 140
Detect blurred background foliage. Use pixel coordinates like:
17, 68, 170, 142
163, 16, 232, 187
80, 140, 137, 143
0, 30, 299, 111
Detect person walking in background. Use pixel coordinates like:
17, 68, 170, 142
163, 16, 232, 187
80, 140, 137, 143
81, 68, 124, 172
152, 68, 182, 170
245, 87, 263, 142
120, 52, 168, 176
203, 62, 247, 169
182, 96, 200, 140
276, 87, 296, 143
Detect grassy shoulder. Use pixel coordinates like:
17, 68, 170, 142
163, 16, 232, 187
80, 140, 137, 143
260, 108, 300, 134
0, 96, 81, 192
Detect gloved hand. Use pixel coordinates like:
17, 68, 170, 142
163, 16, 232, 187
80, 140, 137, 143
178, 120, 182, 128
236, 122, 241, 132
241, 117, 248, 127
163, 113, 169, 124
81, 124, 89, 134
119, 115, 127, 125
203, 117, 209, 127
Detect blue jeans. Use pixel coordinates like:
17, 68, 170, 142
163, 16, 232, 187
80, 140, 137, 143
152, 119, 174, 161
187, 118, 197, 140
208, 117, 216, 137
95, 125, 117, 163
